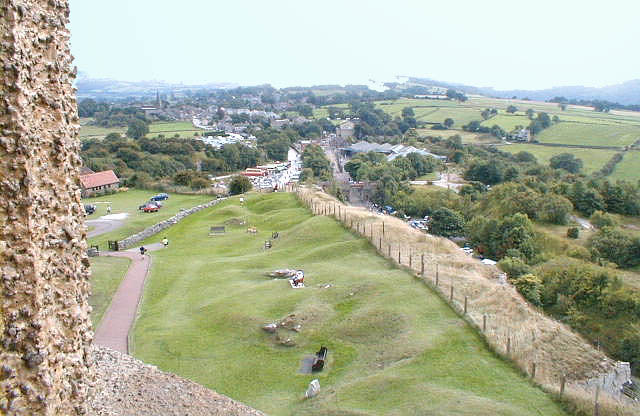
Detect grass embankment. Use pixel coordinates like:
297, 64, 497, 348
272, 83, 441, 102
131, 192, 567, 415
85, 189, 213, 248
90, 256, 131, 328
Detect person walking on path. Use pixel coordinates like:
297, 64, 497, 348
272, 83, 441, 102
106, 205, 111, 214
162, 237, 169, 248
139, 246, 146, 257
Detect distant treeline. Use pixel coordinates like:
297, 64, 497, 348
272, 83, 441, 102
549, 96, 640, 112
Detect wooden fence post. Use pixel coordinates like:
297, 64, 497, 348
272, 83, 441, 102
531, 362, 536, 379
594, 386, 600, 416
379, 236, 382, 250
436, 263, 439, 282
464, 296, 468, 314
388, 244, 391, 257
397, 247, 401, 264
409, 252, 412, 269
449, 285, 454, 302
421, 254, 425, 276
382, 222, 385, 236
482, 314, 487, 332
507, 337, 511, 356
560, 375, 566, 397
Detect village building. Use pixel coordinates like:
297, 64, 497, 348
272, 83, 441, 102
79, 169, 120, 197
336, 120, 356, 139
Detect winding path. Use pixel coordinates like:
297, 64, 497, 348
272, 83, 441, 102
93, 243, 163, 353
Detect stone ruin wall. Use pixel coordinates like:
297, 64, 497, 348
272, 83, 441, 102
0, 1, 92, 414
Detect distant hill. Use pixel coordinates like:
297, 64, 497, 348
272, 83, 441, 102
407, 76, 640, 105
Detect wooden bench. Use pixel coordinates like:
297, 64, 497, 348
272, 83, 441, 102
312, 346, 327, 372
209, 226, 226, 236
264, 240, 272, 250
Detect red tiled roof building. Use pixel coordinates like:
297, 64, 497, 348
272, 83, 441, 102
79, 170, 120, 197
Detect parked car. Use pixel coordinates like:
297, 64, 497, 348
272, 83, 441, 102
151, 193, 169, 201
139, 202, 160, 210
84, 204, 96, 215
149, 199, 163, 208
142, 204, 159, 213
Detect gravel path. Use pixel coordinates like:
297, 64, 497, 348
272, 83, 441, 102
90, 346, 265, 416
86, 218, 125, 238
93, 244, 163, 353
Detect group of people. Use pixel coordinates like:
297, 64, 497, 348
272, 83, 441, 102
139, 237, 170, 257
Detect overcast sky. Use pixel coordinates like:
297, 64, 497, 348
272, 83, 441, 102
69, 0, 640, 90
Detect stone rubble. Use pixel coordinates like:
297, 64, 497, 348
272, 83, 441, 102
89, 346, 265, 416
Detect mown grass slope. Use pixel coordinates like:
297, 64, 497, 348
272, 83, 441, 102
132, 192, 567, 416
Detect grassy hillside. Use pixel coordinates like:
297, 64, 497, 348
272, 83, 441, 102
132, 192, 567, 415
500, 144, 619, 174
609, 151, 640, 183
536, 123, 640, 147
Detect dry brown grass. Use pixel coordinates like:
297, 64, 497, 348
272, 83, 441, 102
296, 186, 638, 415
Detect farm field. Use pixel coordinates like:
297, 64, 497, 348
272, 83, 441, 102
481, 114, 530, 131
85, 189, 214, 249
130, 192, 567, 416
148, 121, 203, 138
89, 256, 131, 328
78, 118, 125, 140
416, 128, 495, 144
536, 122, 640, 147
499, 144, 619, 174
609, 151, 640, 183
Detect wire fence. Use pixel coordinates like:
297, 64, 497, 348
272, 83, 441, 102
294, 185, 638, 416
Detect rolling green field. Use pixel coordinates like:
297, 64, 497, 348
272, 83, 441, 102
609, 151, 640, 183
85, 189, 214, 249
90, 256, 131, 328
536, 122, 640, 147
78, 118, 125, 140
131, 193, 567, 416
148, 121, 204, 138
500, 144, 619, 174
481, 114, 530, 131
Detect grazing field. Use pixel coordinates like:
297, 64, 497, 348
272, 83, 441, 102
536, 123, 640, 147
481, 114, 531, 131
500, 144, 618, 174
90, 256, 131, 328
609, 151, 640, 183
85, 189, 214, 249
416, 128, 495, 144
148, 121, 203, 138
131, 193, 567, 416
78, 118, 125, 140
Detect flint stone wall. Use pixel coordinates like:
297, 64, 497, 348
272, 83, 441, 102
0, 1, 93, 415
117, 198, 227, 249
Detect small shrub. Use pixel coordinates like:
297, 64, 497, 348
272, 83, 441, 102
512, 273, 543, 306
567, 227, 580, 239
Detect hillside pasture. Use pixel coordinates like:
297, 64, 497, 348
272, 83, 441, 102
499, 144, 618, 174
481, 114, 531, 131
535, 122, 640, 147
148, 121, 204, 138
609, 151, 640, 183
131, 193, 567, 416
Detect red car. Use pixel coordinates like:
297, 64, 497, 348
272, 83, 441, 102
142, 204, 159, 213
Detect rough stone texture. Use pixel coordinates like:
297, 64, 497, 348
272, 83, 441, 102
117, 198, 226, 249
0, 1, 93, 414
90, 346, 265, 416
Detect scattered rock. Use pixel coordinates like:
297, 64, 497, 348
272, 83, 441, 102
261, 323, 277, 333
305, 379, 320, 399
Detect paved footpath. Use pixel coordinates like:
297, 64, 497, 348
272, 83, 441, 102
93, 243, 163, 353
